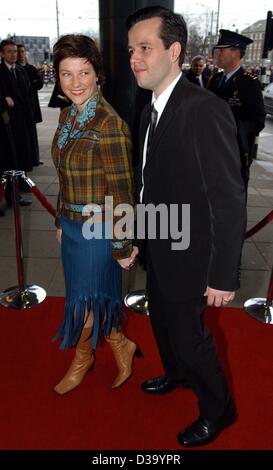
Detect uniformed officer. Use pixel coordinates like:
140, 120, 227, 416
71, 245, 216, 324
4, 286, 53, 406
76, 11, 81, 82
208, 29, 266, 191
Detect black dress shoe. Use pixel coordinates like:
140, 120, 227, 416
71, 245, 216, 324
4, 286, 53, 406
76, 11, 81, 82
177, 406, 238, 447
39, 160, 44, 165
0, 208, 5, 217
141, 375, 189, 394
19, 197, 32, 207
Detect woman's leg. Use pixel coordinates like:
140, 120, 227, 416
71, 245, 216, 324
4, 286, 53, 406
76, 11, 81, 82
54, 310, 94, 395
105, 327, 143, 388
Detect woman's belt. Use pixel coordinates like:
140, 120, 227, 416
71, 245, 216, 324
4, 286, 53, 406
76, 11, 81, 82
63, 202, 104, 214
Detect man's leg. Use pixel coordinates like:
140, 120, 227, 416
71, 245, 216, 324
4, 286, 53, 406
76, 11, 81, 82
167, 296, 232, 420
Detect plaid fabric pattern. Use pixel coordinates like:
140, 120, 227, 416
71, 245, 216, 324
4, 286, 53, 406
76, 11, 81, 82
52, 92, 134, 259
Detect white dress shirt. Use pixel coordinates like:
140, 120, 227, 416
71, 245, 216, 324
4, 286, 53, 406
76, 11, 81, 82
140, 72, 182, 202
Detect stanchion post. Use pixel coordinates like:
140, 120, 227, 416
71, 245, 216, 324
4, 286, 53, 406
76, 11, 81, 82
11, 172, 25, 290
0, 176, 7, 199
267, 265, 273, 303
124, 289, 149, 315
244, 264, 273, 324
0, 170, 46, 309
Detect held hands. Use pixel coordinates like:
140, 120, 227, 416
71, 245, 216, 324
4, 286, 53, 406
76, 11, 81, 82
117, 246, 139, 271
56, 228, 62, 244
204, 287, 235, 307
5, 96, 14, 108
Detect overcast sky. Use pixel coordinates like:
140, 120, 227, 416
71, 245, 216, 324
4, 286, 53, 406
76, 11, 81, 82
0, 0, 98, 42
0, 0, 271, 41
175, 0, 272, 32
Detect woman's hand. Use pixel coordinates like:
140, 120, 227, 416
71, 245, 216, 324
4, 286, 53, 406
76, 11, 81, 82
56, 228, 62, 244
5, 96, 14, 108
117, 246, 139, 270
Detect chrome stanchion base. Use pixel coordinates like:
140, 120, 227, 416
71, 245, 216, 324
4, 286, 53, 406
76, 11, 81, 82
0, 285, 46, 309
244, 298, 273, 324
124, 289, 149, 315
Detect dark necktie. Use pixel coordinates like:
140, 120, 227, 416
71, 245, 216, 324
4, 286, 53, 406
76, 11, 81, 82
146, 105, 158, 156
218, 74, 227, 92
10, 67, 17, 80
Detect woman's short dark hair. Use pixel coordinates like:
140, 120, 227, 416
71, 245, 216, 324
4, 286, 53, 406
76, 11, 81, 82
53, 34, 104, 84
126, 6, 187, 67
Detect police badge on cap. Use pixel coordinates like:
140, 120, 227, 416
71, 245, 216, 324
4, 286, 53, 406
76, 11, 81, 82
213, 29, 253, 51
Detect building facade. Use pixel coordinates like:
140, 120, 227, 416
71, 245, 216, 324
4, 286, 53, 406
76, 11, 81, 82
9, 35, 51, 65
241, 20, 273, 66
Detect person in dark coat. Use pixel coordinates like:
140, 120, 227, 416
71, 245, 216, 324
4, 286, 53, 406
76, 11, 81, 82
16, 44, 44, 166
127, 6, 246, 447
48, 79, 72, 110
0, 83, 30, 214
186, 55, 208, 88
208, 30, 266, 191
0, 90, 14, 215
17, 45, 43, 123
0, 39, 35, 173
0, 39, 34, 203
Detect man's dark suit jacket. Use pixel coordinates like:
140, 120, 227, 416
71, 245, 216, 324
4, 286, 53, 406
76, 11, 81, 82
18, 62, 43, 123
0, 62, 35, 171
185, 69, 208, 88
135, 75, 246, 302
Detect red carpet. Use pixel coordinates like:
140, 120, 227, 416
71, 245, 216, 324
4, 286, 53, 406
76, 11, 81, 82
0, 297, 272, 450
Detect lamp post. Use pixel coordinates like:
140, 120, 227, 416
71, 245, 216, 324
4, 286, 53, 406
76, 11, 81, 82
215, 0, 221, 39
56, 0, 60, 38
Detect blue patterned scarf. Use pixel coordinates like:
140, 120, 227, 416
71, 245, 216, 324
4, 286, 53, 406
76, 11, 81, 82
57, 94, 98, 149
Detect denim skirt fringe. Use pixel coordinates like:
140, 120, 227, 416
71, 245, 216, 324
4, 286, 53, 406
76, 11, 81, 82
53, 217, 123, 349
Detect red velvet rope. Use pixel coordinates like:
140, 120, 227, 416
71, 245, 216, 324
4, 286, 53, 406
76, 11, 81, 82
6, 176, 273, 240
31, 186, 57, 217
245, 209, 273, 240
3, 174, 273, 301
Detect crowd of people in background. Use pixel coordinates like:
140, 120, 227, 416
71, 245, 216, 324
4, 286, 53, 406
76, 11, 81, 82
42, 60, 273, 87
0, 35, 272, 218
0, 38, 272, 218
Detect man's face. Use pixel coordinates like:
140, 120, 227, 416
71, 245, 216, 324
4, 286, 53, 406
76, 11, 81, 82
17, 47, 26, 64
192, 60, 204, 76
128, 17, 180, 96
214, 47, 239, 70
1, 44, 17, 65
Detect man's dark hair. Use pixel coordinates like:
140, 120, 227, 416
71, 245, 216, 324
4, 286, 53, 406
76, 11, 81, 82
0, 39, 16, 52
17, 44, 25, 49
126, 6, 187, 67
191, 55, 204, 65
53, 34, 104, 84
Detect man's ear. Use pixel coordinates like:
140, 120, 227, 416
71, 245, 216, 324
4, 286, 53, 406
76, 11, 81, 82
170, 41, 182, 63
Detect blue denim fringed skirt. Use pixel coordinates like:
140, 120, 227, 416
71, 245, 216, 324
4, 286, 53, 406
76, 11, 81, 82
54, 216, 123, 349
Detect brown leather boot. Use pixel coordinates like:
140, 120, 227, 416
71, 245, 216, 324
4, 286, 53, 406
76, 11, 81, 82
106, 328, 143, 388
54, 327, 94, 395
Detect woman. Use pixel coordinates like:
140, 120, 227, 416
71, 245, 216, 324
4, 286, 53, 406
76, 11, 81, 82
51, 34, 140, 395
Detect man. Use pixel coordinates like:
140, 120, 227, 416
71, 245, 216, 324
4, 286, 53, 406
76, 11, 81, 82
126, 6, 246, 447
48, 80, 72, 110
208, 29, 265, 191
0, 40, 33, 208
0, 85, 19, 216
17, 44, 44, 166
186, 55, 208, 88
